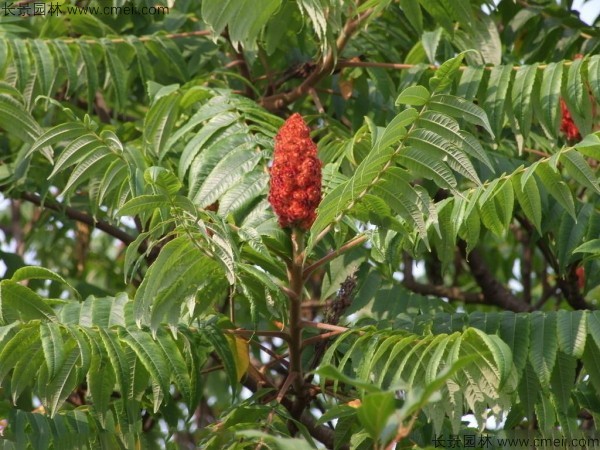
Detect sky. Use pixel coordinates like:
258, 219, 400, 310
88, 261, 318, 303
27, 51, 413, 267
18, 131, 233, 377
573, 0, 600, 24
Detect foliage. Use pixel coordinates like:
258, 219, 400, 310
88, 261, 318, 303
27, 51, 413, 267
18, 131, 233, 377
0, 0, 600, 448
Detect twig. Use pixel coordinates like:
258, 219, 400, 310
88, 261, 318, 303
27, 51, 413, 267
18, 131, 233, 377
15, 191, 149, 251
260, 7, 374, 111
53, 30, 212, 45
302, 330, 346, 347
301, 321, 349, 333
225, 328, 291, 342
402, 278, 485, 304
303, 234, 367, 280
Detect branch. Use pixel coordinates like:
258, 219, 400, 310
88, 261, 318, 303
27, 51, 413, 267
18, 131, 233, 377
516, 215, 593, 310
300, 321, 349, 333
9, 191, 164, 263
225, 328, 291, 342
303, 234, 367, 280
260, 7, 374, 111
402, 278, 485, 304
55, 30, 212, 45
459, 242, 532, 312
242, 363, 343, 449
336, 58, 578, 72
18, 192, 139, 247
288, 229, 306, 400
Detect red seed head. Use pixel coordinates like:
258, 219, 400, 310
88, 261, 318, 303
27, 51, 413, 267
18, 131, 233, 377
560, 99, 581, 142
576, 266, 585, 290
268, 113, 322, 230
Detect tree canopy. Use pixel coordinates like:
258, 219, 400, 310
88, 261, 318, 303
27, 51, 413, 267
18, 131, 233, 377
0, 0, 600, 448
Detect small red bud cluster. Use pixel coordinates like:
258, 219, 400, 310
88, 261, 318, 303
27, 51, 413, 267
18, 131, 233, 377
560, 99, 581, 142
560, 54, 584, 142
268, 113, 322, 231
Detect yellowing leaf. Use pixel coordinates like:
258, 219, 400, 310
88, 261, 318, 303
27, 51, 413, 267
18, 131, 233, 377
226, 335, 250, 381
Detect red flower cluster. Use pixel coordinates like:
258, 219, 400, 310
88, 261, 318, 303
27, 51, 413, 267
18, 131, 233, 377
560, 98, 581, 142
576, 266, 585, 290
560, 54, 583, 142
268, 113, 322, 230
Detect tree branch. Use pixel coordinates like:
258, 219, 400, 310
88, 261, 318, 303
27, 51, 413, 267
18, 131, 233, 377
303, 234, 367, 281
516, 215, 593, 310
260, 7, 374, 112
242, 363, 343, 449
402, 278, 485, 304
459, 242, 532, 312
14, 191, 159, 260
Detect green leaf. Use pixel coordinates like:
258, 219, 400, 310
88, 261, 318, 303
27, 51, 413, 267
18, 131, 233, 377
11, 266, 78, 299
103, 41, 129, 110
0, 92, 42, 144
511, 64, 538, 147
203, 322, 239, 389
30, 39, 55, 98
155, 329, 193, 406
397, 147, 457, 190
529, 312, 557, 387
429, 94, 494, 138
98, 328, 130, 402
87, 344, 116, 426
538, 61, 563, 139
134, 236, 227, 331
457, 66, 484, 101
11, 346, 44, 403
193, 145, 262, 207
534, 163, 575, 219
53, 40, 78, 98
78, 41, 101, 111
401, 0, 423, 34
7, 38, 31, 92
0, 280, 57, 324
396, 86, 430, 106
46, 347, 81, 417
202, 0, 282, 49
512, 171, 542, 234
561, 149, 600, 194
573, 239, 600, 255
218, 171, 269, 216
498, 311, 530, 372
421, 29, 442, 65
356, 392, 396, 442
588, 55, 600, 105
145, 166, 183, 196
313, 364, 380, 393
407, 129, 481, 184
146, 37, 189, 81
119, 328, 170, 408
308, 145, 396, 249
557, 310, 587, 358
144, 92, 181, 159
179, 112, 241, 181
128, 36, 154, 92
118, 194, 170, 217
0, 325, 40, 384
556, 204, 592, 273
564, 57, 593, 137
429, 53, 468, 93
62, 149, 112, 195
484, 65, 513, 140
550, 351, 577, 414
49, 135, 105, 178
40, 323, 65, 379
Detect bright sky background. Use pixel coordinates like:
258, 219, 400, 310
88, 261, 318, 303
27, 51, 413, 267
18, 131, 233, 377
573, 0, 600, 24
